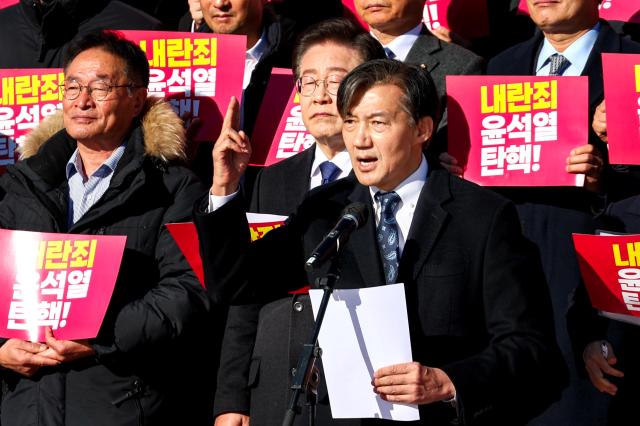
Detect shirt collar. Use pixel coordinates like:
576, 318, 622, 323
246, 28, 269, 63
536, 22, 600, 75
65, 143, 127, 181
369, 154, 428, 206
310, 143, 352, 178
372, 23, 423, 62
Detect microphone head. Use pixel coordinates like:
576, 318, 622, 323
341, 202, 369, 229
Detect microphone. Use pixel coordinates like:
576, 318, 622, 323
304, 202, 368, 271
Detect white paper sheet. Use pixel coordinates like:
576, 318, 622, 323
309, 283, 419, 421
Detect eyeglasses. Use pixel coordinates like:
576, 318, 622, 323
59, 81, 144, 101
296, 75, 343, 97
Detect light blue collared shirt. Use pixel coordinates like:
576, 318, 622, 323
536, 23, 600, 76
66, 144, 126, 226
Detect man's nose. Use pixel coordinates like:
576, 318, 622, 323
75, 87, 95, 108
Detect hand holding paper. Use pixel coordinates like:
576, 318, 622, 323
214, 413, 250, 426
211, 96, 252, 196
373, 362, 456, 405
583, 340, 623, 396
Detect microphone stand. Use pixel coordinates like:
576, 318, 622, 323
282, 257, 341, 426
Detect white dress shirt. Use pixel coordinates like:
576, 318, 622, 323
369, 155, 428, 256
371, 23, 423, 62
208, 144, 352, 212
244, 29, 269, 90
535, 22, 600, 76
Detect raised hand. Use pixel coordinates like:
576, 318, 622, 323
211, 96, 252, 196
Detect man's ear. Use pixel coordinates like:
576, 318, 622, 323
132, 88, 147, 116
416, 116, 434, 144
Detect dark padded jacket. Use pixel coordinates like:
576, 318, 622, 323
0, 99, 211, 425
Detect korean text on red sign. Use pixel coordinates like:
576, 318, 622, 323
447, 75, 588, 187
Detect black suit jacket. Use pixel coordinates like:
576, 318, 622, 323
404, 26, 484, 163
567, 195, 640, 424
405, 25, 484, 106
210, 147, 316, 424
196, 170, 568, 425
487, 19, 640, 201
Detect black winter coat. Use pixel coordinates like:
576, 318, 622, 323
0, 0, 161, 69
0, 99, 211, 425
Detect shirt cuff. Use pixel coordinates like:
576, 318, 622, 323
207, 190, 239, 213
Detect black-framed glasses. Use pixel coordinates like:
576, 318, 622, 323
296, 75, 343, 97
59, 81, 144, 101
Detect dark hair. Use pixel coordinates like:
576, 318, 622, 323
337, 59, 441, 127
292, 18, 386, 79
63, 30, 150, 87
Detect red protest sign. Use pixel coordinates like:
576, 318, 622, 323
602, 53, 640, 165
0, 229, 126, 342
0, 69, 63, 174
0, 0, 17, 9
250, 68, 296, 166
423, 0, 489, 40
447, 75, 588, 186
574, 233, 640, 318
166, 222, 205, 286
167, 213, 287, 287
120, 30, 245, 142
263, 85, 315, 167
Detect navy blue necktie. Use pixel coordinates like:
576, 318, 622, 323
548, 53, 571, 76
375, 191, 401, 284
319, 161, 341, 185
384, 47, 396, 59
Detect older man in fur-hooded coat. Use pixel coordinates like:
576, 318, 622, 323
0, 96, 211, 425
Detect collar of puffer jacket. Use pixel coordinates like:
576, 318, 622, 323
19, 97, 187, 163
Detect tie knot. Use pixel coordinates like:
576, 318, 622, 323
319, 161, 341, 185
384, 47, 396, 59
376, 191, 401, 219
548, 53, 571, 76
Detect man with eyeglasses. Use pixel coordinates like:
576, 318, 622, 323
0, 30, 210, 425
197, 58, 567, 426
206, 18, 385, 426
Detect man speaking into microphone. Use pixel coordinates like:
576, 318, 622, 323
195, 59, 567, 425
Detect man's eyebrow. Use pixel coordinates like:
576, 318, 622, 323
301, 67, 349, 76
365, 111, 391, 119
65, 73, 116, 82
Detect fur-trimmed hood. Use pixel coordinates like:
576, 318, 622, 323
19, 97, 186, 163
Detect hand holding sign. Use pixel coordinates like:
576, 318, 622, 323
0, 339, 60, 377
592, 100, 607, 143
211, 96, 252, 196
566, 143, 604, 193
38, 327, 95, 363
583, 340, 623, 396
438, 152, 463, 177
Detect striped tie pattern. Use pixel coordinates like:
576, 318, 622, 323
548, 53, 571, 76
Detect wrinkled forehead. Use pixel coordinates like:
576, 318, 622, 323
65, 49, 125, 82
